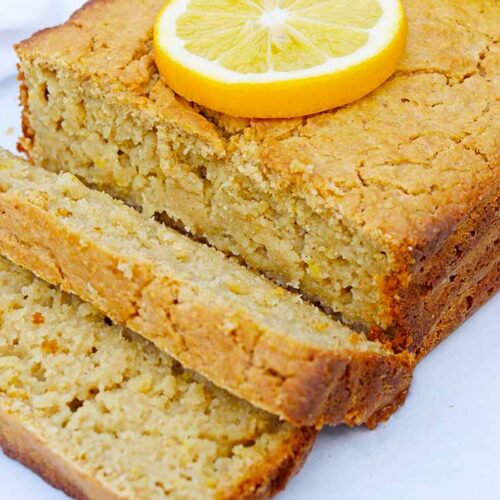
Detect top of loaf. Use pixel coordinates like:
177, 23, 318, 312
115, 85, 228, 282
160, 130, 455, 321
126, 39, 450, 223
16, 0, 499, 252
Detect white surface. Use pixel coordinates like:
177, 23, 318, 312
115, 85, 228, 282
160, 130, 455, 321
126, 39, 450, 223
0, 0, 83, 81
0, 2, 499, 499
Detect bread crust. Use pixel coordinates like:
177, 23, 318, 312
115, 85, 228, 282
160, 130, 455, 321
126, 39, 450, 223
0, 160, 412, 428
224, 428, 316, 500
375, 182, 499, 357
414, 255, 499, 358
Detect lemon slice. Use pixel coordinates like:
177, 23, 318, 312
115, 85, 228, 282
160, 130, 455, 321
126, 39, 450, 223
154, 0, 407, 118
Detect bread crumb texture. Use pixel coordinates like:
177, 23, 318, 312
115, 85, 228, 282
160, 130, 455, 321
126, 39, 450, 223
0, 256, 314, 499
16, 0, 499, 336
0, 149, 413, 427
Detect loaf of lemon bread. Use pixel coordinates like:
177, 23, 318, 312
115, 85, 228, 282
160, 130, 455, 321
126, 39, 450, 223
0, 149, 413, 428
0, 256, 315, 499
16, 0, 499, 357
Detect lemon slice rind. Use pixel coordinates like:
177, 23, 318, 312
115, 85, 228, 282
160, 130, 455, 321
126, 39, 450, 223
154, 0, 407, 118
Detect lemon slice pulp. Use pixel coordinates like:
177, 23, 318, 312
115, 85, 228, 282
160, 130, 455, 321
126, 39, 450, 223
154, 0, 407, 118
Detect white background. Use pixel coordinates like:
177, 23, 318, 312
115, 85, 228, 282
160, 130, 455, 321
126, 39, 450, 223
0, 2, 499, 499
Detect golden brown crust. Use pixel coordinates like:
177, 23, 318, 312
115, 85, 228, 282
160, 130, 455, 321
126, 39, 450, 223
0, 173, 412, 428
225, 428, 316, 500
0, 405, 316, 500
386, 182, 500, 357
320, 352, 412, 430
414, 255, 499, 358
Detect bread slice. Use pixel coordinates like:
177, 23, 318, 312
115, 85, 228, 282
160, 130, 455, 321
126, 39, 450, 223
0, 256, 315, 499
15, 0, 499, 359
0, 149, 412, 428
